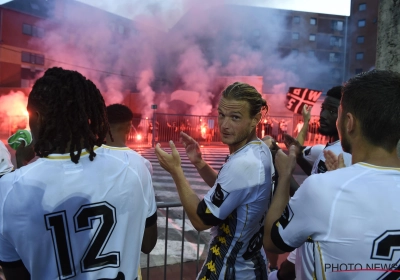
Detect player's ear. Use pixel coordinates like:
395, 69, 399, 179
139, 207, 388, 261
346, 112, 356, 133
252, 112, 262, 128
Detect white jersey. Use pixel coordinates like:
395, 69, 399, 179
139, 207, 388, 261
310, 140, 352, 174
0, 145, 157, 280
302, 144, 325, 166
292, 141, 352, 279
0, 140, 13, 176
197, 140, 274, 280
272, 163, 400, 280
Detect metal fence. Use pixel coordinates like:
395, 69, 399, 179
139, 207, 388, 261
0, 112, 328, 147
128, 113, 329, 147
143, 201, 203, 280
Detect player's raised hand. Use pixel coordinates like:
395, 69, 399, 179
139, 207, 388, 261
275, 145, 297, 177
155, 141, 182, 175
324, 150, 345, 171
302, 104, 312, 123
180, 131, 203, 166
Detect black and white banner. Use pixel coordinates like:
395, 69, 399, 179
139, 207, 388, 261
286, 87, 322, 114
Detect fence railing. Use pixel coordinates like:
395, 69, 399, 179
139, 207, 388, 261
142, 201, 203, 280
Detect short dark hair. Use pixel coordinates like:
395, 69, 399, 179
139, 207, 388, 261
342, 69, 400, 151
326, 86, 342, 101
107, 104, 133, 124
221, 82, 268, 117
28, 67, 110, 163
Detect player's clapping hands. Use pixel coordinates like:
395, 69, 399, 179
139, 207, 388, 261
324, 150, 345, 171
179, 132, 205, 169
155, 141, 182, 175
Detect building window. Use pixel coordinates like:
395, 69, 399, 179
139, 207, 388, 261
22, 24, 32, 35
292, 49, 299, 56
357, 36, 365, 44
32, 26, 44, 38
22, 23, 44, 38
293, 16, 300, 24
118, 25, 125, 34
308, 50, 315, 57
309, 34, 316, 41
330, 36, 343, 47
332, 20, 344, 31
355, 68, 363, 74
358, 19, 366, 27
359, 3, 366, 11
329, 52, 341, 62
310, 18, 317, 25
21, 52, 45, 65
292, 32, 299, 40
356, 52, 364, 60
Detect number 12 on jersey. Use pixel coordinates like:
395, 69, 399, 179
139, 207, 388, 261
44, 202, 120, 279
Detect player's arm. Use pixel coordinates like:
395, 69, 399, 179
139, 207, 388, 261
264, 147, 297, 254
180, 132, 217, 187
141, 212, 158, 254
282, 134, 313, 176
296, 105, 312, 145
1, 261, 30, 280
155, 141, 212, 231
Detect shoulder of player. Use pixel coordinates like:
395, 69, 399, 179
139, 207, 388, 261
304, 165, 361, 190
227, 149, 262, 171
97, 146, 148, 162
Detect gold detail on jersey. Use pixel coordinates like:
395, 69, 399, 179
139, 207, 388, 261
220, 224, 231, 236
316, 241, 327, 280
217, 236, 227, 245
206, 260, 217, 274
275, 221, 280, 227
206, 207, 212, 214
46, 146, 100, 159
210, 245, 221, 257
200, 277, 207, 280
102, 144, 130, 150
358, 162, 400, 171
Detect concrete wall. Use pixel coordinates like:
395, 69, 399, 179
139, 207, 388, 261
376, 0, 400, 157
376, 0, 400, 72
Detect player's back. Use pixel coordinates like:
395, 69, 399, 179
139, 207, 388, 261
0, 145, 155, 279
306, 163, 400, 280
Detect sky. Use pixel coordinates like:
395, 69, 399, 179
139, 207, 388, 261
76, 0, 351, 30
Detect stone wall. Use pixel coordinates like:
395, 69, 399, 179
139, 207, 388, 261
376, 0, 400, 156
376, 0, 400, 72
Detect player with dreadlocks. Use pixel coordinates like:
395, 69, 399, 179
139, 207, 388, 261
28, 67, 110, 163
0, 67, 157, 280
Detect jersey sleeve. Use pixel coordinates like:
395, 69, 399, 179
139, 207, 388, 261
0, 234, 20, 263
0, 141, 13, 176
270, 175, 328, 251
200, 157, 262, 222
142, 160, 157, 228
302, 144, 325, 166
0, 177, 21, 263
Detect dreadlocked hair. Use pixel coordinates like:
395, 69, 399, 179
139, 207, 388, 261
28, 67, 110, 163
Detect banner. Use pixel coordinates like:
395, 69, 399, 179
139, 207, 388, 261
286, 87, 322, 114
